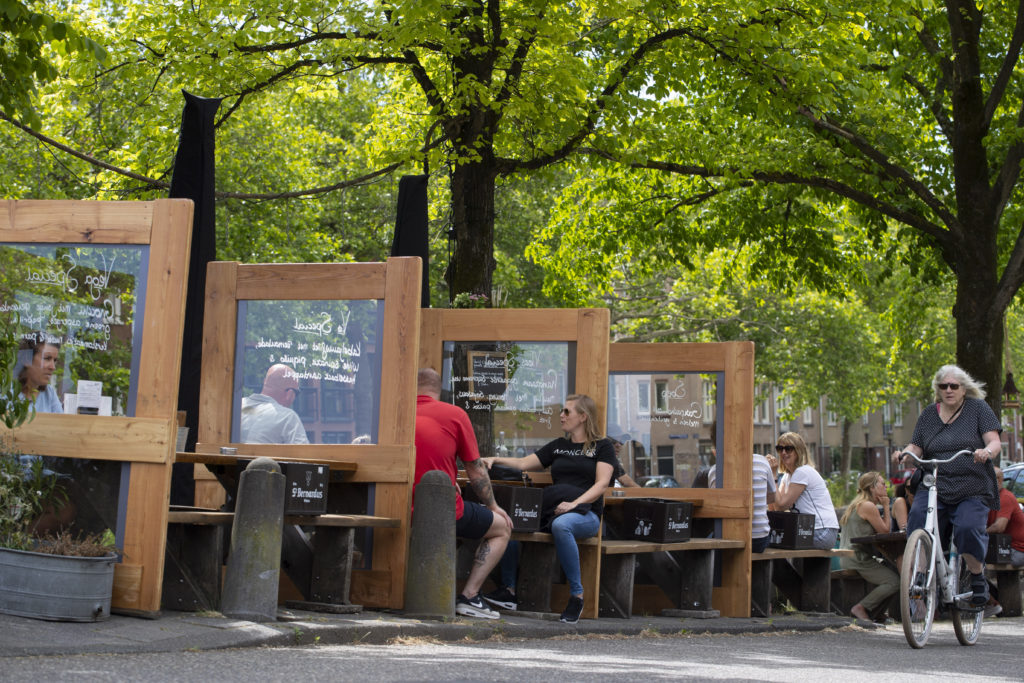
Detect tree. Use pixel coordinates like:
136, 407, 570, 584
0, 0, 105, 128
574, 0, 1024, 413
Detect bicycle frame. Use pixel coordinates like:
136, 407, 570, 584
918, 466, 972, 606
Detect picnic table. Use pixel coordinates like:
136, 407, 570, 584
850, 530, 906, 565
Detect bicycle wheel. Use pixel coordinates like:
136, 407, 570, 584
951, 555, 983, 645
901, 529, 936, 648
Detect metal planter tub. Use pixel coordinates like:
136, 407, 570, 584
0, 547, 116, 622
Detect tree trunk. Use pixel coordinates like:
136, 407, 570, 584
448, 160, 496, 302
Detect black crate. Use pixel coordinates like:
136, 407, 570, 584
464, 483, 542, 532
767, 511, 815, 549
282, 462, 329, 515
622, 498, 693, 543
987, 533, 1013, 564
234, 460, 329, 515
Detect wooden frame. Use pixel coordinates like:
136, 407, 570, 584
608, 342, 755, 618
419, 308, 610, 618
196, 257, 421, 609
0, 199, 194, 615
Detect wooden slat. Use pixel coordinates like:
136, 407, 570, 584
0, 200, 155, 243
175, 451, 358, 472
135, 199, 193, 418
197, 261, 238, 445
419, 308, 593, 341
235, 262, 387, 300
193, 443, 412, 483
601, 538, 744, 554
575, 308, 610, 417
1, 414, 174, 463
166, 510, 399, 528
378, 257, 421, 447
753, 548, 855, 560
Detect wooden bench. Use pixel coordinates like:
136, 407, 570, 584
599, 538, 745, 618
507, 531, 603, 619
163, 508, 399, 613
750, 547, 854, 616
988, 563, 1023, 617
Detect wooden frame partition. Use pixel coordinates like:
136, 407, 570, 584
419, 308, 610, 618
195, 257, 421, 609
608, 342, 755, 617
0, 199, 194, 615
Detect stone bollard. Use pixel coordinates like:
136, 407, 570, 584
403, 469, 456, 619
221, 457, 285, 622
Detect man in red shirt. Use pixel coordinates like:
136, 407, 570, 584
415, 368, 512, 619
987, 467, 1024, 567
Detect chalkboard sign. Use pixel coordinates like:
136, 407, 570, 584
0, 243, 147, 415
443, 341, 575, 455
231, 298, 384, 444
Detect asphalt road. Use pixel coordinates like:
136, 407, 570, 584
3, 618, 1021, 681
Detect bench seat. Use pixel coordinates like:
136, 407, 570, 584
164, 508, 399, 613
750, 547, 854, 616
987, 563, 1022, 617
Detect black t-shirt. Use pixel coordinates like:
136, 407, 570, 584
535, 437, 617, 516
910, 398, 1001, 508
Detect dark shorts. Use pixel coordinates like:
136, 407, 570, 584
456, 500, 494, 540
751, 535, 770, 553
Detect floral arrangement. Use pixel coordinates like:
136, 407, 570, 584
451, 292, 490, 309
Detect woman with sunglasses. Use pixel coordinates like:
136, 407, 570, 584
481, 394, 616, 624
772, 432, 840, 549
896, 364, 1002, 607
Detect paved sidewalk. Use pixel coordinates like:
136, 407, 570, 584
0, 608, 862, 657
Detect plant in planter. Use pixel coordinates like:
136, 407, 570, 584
0, 315, 118, 621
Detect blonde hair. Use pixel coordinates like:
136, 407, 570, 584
565, 393, 601, 455
840, 471, 886, 526
777, 432, 813, 473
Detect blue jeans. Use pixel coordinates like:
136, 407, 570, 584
907, 491, 989, 562
551, 510, 601, 597
813, 527, 838, 550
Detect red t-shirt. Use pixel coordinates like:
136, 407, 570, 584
987, 487, 1024, 552
414, 395, 481, 520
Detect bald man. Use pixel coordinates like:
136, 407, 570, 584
240, 364, 309, 444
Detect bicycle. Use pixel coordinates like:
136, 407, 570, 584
899, 449, 984, 649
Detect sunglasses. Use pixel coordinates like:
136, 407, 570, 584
937, 383, 960, 391
286, 387, 302, 396
774, 444, 796, 454
560, 408, 573, 416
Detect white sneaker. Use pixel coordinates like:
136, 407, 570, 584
456, 593, 500, 619
983, 602, 1002, 619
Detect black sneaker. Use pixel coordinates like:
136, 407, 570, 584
483, 587, 517, 611
559, 595, 584, 624
970, 572, 989, 606
456, 593, 500, 619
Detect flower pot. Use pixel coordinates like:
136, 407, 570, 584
0, 546, 116, 621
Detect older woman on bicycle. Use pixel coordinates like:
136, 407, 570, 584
898, 364, 1002, 606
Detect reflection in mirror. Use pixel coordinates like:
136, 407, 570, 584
231, 299, 383, 444
440, 341, 575, 457
606, 372, 724, 488
1, 244, 148, 416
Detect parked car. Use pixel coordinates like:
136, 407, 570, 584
1002, 463, 1024, 507
637, 475, 681, 488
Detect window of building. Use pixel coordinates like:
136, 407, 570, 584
803, 407, 813, 426
655, 380, 668, 413
637, 380, 650, 415
894, 402, 904, 427
703, 379, 714, 424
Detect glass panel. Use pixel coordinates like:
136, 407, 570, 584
232, 299, 384, 444
607, 372, 723, 488
441, 341, 575, 457
27, 456, 126, 549
0, 243, 148, 416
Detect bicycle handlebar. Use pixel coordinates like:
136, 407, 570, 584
900, 448, 974, 466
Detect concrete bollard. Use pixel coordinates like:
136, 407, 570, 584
403, 470, 456, 619
221, 457, 285, 622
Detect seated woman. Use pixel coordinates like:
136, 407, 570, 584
482, 393, 615, 624
839, 472, 900, 621
891, 471, 919, 533
771, 432, 839, 549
